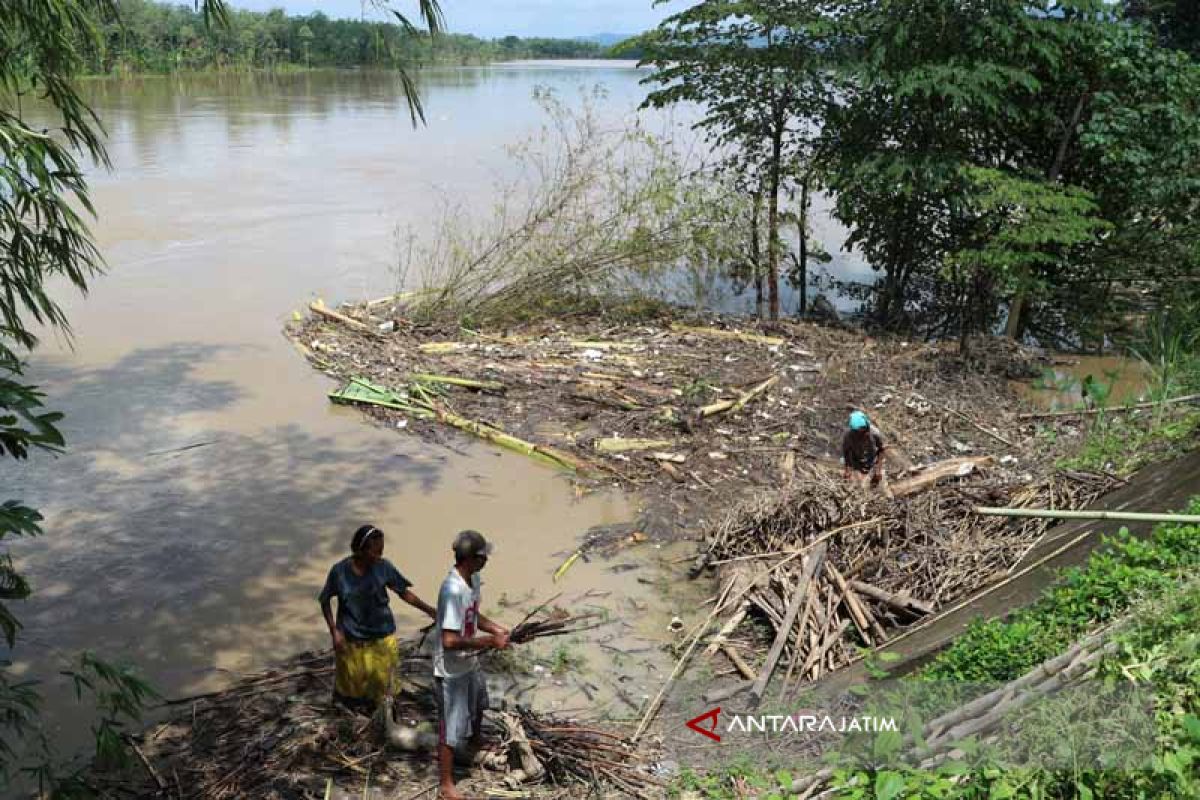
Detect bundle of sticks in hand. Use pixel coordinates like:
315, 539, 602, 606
508, 593, 606, 644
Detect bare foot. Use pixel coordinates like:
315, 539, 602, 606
439, 783, 465, 800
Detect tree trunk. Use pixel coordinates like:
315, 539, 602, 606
797, 177, 810, 314
1005, 89, 1091, 339
751, 190, 764, 317
766, 120, 783, 321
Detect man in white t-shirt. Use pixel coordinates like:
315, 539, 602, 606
435, 529, 511, 800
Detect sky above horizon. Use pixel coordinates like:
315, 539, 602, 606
226, 1, 686, 38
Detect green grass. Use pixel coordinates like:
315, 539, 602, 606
1056, 408, 1200, 475
922, 501, 1200, 683
548, 640, 587, 674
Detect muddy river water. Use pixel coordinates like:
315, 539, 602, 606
1, 63, 877, 763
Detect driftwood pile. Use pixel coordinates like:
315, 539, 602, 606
100, 631, 648, 799
289, 298, 1054, 531
495, 708, 664, 798
693, 466, 1118, 697
104, 651, 398, 799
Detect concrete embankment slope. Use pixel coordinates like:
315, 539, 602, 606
833, 449, 1200, 685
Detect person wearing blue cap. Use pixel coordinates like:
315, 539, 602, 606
842, 411, 887, 488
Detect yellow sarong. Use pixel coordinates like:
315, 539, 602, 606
334, 634, 399, 704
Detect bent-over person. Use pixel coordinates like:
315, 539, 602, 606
842, 410, 887, 490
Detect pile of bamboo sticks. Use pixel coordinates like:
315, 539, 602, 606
695, 467, 1118, 698
789, 628, 1122, 799
505, 707, 665, 797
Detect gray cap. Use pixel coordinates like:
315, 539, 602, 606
452, 529, 493, 560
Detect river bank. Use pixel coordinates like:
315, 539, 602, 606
85, 294, 1200, 798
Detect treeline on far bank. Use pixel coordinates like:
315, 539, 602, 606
90, 0, 614, 75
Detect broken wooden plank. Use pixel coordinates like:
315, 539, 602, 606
890, 456, 995, 497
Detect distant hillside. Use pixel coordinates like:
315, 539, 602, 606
575, 33, 632, 47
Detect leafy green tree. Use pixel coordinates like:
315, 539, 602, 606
1125, 0, 1200, 57
823, 0, 1200, 344
298, 23, 314, 67
639, 0, 834, 320
1, 2, 159, 788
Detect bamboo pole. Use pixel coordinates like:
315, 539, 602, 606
338, 378, 591, 474
1017, 392, 1200, 419
635, 538, 831, 741
698, 375, 780, 419
569, 341, 642, 351
669, 323, 785, 347
750, 542, 828, 705
825, 563, 879, 645
309, 299, 374, 334
721, 644, 756, 681
408, 373, 505, 393
593, 438, 674, 453
973, 507, 1200, 524
418, 341, 469, 354
426, 405, 590, 474
849, 580, 935, 616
